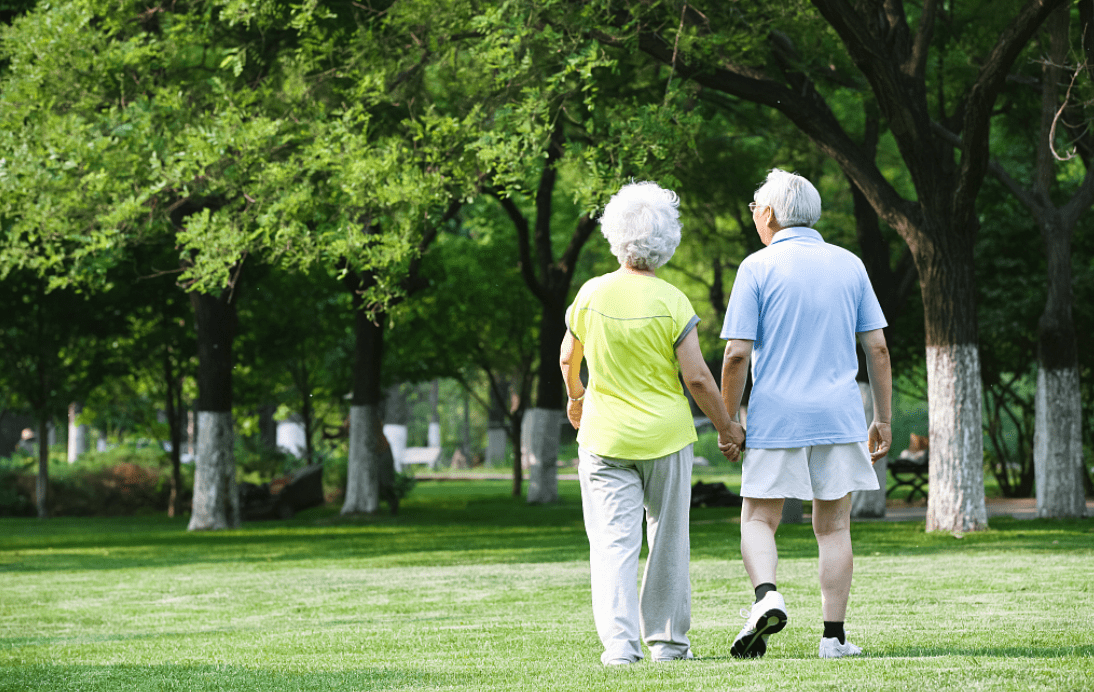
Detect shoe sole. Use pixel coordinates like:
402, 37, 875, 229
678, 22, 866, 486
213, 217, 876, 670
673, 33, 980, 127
730, 609, 788, 659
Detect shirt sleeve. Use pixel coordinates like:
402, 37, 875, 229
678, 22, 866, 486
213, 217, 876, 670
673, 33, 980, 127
673, 292, 700, 348
566, 281, 588, 340
854, 263, 888, 333
721, 261, 760, 341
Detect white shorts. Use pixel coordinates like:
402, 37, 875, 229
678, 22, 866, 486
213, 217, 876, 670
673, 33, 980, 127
740, 442, 880, 501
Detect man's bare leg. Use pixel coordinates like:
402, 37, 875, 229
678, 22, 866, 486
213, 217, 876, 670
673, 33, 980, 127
732, 497, 788, 658
812, 494, 853, 621
740, 497, 784, 587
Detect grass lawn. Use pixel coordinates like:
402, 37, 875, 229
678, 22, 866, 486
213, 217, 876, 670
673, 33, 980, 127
1, 480, 1092, 691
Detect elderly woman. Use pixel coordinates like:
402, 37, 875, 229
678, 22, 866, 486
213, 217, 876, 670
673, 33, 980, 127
560, 181, 744, 665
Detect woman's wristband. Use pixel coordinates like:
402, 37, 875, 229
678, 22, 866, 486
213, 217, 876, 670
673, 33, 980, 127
568, 393, 585, 402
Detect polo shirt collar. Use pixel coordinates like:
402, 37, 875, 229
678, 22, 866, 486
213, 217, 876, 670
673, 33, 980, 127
771, 227, 823, 244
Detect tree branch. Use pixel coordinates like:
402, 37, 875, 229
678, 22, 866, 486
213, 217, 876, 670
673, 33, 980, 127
627, 22, 918, 236
490, 190, 547, 303
954, 0, 1071, 231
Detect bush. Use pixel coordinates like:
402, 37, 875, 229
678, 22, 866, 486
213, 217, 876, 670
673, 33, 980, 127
51, 462, 171, 516
0, 443, 179, 517
0, 454, 35, 516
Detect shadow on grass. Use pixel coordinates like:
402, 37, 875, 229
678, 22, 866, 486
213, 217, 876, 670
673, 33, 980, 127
0, 663, 440, 691
2, 481, 1091, 573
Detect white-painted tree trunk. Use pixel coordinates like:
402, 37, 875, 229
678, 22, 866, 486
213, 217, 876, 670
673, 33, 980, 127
187, 411, 240, 531
925, 345, 988, 532
486, 426, 507, 465
851, 382, 887, 518
67, 402, 89, 464
522, 408, 560, 504
383, 424, 408, 473
1035, 365, 1086, 518
342, 404, 380, 514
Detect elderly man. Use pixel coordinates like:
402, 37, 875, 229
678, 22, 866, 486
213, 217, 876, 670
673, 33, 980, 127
719, 169, 892, 659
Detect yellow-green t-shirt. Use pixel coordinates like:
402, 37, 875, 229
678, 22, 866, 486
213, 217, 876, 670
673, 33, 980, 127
566, 271, 700, 460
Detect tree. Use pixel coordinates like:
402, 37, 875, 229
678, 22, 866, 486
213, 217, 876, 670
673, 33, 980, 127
0, 270, 127, 517
584, 0, 1069, 531
385, 206, 541, 496
985, 4, 1091, 516
0, 0, 386, 528
235, 264, 353, 465
464, 4, 708, 501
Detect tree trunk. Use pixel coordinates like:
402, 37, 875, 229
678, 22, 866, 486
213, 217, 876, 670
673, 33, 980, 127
1035, 225, 1084, 517
534, 300, 567, 410
66, 402, 88, 464
919, 235, 988, 532
341, 287, 384, 515
344, 404, 381, 514
461, 387, 472, 461
187, 287, 240, 531
188, 411, 237, 530
510, 410, 523, 498
301, 372, 315, 463
163, 348, 183, 518
429, 379, 441, 448
1031, 6, 1086, 518
36, 416, 49, 519
523, 408, 561, 503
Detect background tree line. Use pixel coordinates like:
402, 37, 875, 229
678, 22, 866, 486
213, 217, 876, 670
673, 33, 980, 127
0, 0, 1090, 530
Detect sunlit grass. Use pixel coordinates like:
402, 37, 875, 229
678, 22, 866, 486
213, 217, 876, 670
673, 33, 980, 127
1, 480, 1091, 691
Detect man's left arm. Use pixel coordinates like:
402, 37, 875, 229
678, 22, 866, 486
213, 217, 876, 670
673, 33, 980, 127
858, 328, 892, 462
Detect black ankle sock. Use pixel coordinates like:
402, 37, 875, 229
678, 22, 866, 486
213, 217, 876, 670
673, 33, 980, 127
823, 621, 845, 644
754, 583, 777, 603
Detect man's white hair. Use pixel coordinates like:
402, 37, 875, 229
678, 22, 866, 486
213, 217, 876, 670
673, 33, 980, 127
754, 168, 822, 228
599, 181, 682, 270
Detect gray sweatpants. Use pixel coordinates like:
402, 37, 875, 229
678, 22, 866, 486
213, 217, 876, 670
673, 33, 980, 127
578, 445, 693, 664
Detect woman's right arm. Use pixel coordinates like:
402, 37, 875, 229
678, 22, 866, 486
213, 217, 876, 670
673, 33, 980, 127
676, 330, 745, 461
559, 330, 585, 430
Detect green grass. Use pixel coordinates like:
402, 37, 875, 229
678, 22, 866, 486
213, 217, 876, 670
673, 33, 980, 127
2, 481, 1092, 691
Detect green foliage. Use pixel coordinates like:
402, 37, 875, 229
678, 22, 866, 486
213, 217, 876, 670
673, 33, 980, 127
234, 435, 303, 485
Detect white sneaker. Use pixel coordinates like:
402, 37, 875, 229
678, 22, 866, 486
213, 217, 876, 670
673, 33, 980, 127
730, 591, 788, 658
818, 637, 863, 658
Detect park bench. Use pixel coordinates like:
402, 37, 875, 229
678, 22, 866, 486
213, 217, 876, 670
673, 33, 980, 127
401, 446, 442, 471
888, 450, 929, 502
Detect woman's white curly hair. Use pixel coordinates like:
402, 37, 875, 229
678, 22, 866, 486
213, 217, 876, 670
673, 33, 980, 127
599, 181, 682, 270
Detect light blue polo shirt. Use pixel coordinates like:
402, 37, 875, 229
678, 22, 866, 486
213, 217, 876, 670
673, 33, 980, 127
721, 227, 887, 448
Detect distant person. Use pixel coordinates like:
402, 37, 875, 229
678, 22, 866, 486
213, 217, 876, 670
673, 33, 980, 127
560, 181, 744, 665
720, 169, 892, 659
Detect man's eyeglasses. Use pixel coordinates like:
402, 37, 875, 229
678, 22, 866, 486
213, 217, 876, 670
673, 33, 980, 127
749, 202, 764, 212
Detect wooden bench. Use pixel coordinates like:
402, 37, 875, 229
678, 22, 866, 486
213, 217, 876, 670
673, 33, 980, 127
887, 452, 929, 502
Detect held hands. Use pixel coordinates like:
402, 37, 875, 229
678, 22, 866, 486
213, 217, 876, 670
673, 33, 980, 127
718, 421, 746, 463
868, 420, 892, 463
